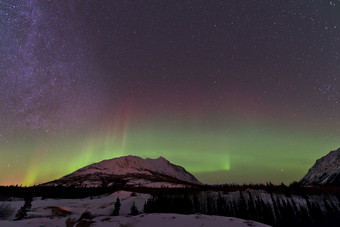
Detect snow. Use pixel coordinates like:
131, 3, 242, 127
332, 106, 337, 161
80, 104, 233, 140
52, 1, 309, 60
300, 148, 340, 185
0, 191, 147, 221
42, 155, 202, 187
96, 214, 270, 227
0, 190, 269, 227
126, 179, 189, 188
0, 214, 270, 227
144, 157, 198, 183
2, 188, 339, 226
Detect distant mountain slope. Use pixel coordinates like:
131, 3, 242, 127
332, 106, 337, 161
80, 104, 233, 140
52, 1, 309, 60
41, 155, 202, 187
300, 148, 340, 186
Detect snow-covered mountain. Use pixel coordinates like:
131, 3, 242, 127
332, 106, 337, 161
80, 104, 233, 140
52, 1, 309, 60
300, 148, 340, 186
41, 155, 202, 187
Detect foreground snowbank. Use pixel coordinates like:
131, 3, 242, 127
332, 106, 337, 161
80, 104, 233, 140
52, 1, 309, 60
0, 213, 270, 227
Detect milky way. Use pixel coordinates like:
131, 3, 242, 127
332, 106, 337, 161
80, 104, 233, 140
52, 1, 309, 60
1, 0, 340, 185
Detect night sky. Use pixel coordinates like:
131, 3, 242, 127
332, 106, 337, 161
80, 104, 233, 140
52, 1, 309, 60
1, 0, 340, 186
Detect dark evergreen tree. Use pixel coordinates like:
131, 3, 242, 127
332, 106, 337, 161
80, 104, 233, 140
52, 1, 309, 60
276, 197, 285, 227
247, 192, 256, 220
254, 195, 264, 223
238, 191, 247, 219
112, 197, 121, 216
129, 202, 139, 216
306, 198, 324, 226
270, 193, 279, 225
206, 195, 214, 215
216, 193, 225, 216
24, 197, 32, 210
290, 197, 298, 217
193, 193, 200, 213
298, 204, 312, 227
14, 197, 32, 220
323, 198, 340, 227
278, 198, 294, 227
144, 197, 155, 213
175, 194, 193, 214
256, 196, 275, 226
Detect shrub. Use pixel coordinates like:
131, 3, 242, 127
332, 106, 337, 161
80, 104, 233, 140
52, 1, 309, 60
79, 209, 93, 220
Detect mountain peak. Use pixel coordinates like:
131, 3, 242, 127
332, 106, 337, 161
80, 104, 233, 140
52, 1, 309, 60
300, 148, 340, 186
42, 155, 202, 187
156, 156, 167, 161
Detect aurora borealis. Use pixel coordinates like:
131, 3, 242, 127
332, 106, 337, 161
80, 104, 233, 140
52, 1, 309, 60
1, 0, 340, 186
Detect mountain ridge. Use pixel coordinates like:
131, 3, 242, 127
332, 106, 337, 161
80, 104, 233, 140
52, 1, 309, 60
300, 148, 340, 186
41, 155, 202, 187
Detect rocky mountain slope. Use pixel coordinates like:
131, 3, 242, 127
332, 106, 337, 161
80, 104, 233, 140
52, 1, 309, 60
300, 148, 340, 186
41, 155, 202, 187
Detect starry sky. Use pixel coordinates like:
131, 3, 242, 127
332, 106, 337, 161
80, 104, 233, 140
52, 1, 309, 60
1, 0, 340, 186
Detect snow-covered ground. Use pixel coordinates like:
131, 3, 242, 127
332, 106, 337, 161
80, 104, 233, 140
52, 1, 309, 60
0, 190, 269, 227
0, 213, 270, 227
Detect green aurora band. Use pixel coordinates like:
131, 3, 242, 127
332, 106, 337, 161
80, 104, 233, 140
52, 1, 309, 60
1, 117, 339, 186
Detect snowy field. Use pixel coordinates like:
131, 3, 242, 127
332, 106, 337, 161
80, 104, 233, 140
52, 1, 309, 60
0, 213, 270, 227
0, 190, 269, 227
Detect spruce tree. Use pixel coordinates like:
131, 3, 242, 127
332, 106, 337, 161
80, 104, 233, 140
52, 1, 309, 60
247, 192, 256, 221
217, 193, 225, 215
112, 197, 121, 216
238, 191, 247, 219
193, 193, 200, 213
129, 202, 139, 216
14, 197, 32, 220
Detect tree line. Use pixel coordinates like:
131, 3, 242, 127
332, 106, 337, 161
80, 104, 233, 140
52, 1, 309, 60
143, 190, 340, 227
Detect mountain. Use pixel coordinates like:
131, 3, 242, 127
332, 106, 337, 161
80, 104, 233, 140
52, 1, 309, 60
41, 155, 202, 187
300, 148, 340, 186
